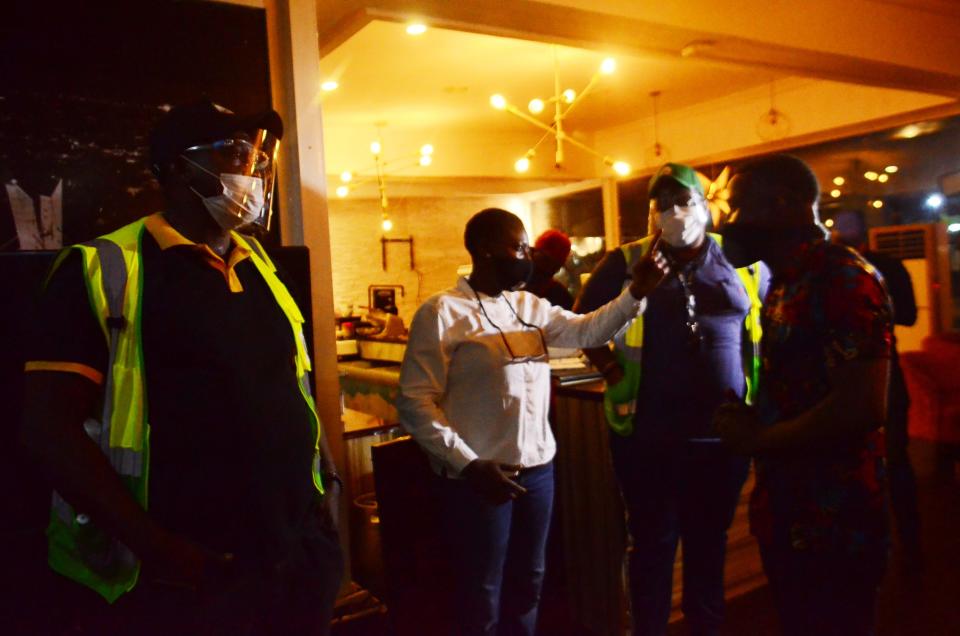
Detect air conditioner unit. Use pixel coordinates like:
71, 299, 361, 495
869, 223, 953, 351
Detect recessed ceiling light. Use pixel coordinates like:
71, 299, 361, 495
406, 23, 427, 36
833, 177, 845, 186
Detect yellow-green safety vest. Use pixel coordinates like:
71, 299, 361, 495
45, 217, 325, 603
604, 232, 764, 435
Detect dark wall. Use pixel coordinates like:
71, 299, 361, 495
0, 0, 277, 249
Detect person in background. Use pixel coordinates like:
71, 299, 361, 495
715, 154, 891, 636
838, 230, 922, 572
398, 207, 668, 636
19, 101, 343, 636
525, 229, 575, 309
576, 163, 766, 636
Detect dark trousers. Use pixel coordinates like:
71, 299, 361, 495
70, 518, 344, 636
609, 437, 749, 636
439, 462, 555, 636
886, 362, 922, 559
760, 545, 887, 636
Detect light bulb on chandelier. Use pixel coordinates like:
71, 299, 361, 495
756, 80, 792, 141
489, 46, 626, 174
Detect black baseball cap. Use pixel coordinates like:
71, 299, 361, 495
149, 100, 283, 176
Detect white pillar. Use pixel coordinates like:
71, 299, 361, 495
265, 0, 347, 554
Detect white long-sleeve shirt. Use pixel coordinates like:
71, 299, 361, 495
397, 276, 644, 476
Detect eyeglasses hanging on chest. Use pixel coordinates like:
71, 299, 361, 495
471, 288, 548, 363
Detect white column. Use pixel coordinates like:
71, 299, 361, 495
265, 0, 347, 546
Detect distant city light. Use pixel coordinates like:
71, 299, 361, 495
926, 193, 945, 209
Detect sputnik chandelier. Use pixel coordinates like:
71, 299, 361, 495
489, 46, 631, 177
332, 131, 435, 232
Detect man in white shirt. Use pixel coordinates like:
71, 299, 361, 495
398, 208, 667, 635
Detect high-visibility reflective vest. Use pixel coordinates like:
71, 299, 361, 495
45, 217, 325, 603
604, 233, 764, 435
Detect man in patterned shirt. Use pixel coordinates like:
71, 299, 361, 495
714, 154, 892, 636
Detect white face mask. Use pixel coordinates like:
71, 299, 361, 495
657, 204, 709, 248
192, 173, 265, 231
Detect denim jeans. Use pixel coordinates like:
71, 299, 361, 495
439, 461, 555, 636
609, 437, 749, 636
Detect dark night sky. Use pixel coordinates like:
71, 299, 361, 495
0, 0, 274, 247
1, 0, 270, 113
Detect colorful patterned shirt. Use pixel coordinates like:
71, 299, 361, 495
750, 239, 892, 554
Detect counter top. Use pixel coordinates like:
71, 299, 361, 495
342, 407, 399, 440
553, 378, 605, 402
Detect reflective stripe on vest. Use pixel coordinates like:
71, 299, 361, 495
46, 218, 323, 603
604, 233, 763, 436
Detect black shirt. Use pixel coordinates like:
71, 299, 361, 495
28, 223, 321, 565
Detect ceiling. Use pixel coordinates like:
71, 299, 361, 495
319, 20, 778, 133
310, 0, 960, 190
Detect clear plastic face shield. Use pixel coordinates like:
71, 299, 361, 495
181, 128, 280, 234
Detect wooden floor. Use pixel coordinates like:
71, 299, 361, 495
333, 439, 960, 635
667, 438, 960, 636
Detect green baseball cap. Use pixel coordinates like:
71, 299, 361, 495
648, 162, 704, 197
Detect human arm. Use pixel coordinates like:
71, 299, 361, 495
558, 232, 667, 368
317, 421, 342, 529
715, 357, 889, 454
19, 253, 230, 590
575, 249, 629, 384
20, 372, 229, 588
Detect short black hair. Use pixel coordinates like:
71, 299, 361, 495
736, 154, 820, 206
464, 208, 522, 256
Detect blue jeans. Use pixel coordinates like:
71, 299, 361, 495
609, 437, 749, 636
439, 462, 554, 636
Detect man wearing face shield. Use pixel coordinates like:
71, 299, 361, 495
714, 155, 892, 636
398, 208, 665, 635
576, 163, 766, 636
20, 101, 344, 635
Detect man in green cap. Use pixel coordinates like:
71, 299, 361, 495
576, 162, 766, 636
